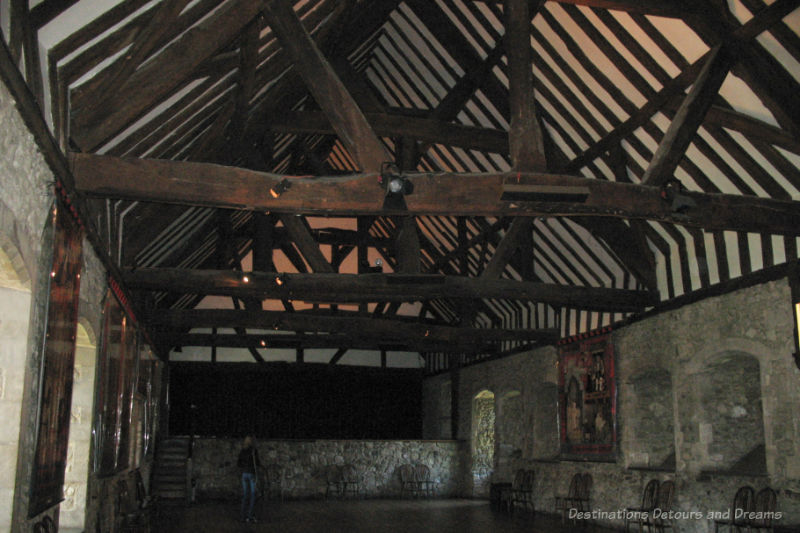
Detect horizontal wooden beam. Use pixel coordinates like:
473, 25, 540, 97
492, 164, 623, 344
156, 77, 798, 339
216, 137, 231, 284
161, 332, 489, 354
123, 268, 657, 312
147, 309, 561, 346
70, 153, 800, 235
264, 110, 509, 153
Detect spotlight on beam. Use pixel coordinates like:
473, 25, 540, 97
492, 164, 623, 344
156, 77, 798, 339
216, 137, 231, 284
379, 162, 413, 210
501, 184, 590, 203
269, 178, 291, 198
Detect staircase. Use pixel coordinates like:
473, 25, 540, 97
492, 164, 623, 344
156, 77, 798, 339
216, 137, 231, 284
152, 437, 191, 502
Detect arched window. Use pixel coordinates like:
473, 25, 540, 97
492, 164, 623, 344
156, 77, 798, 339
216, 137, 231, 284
471, 390, 495, 497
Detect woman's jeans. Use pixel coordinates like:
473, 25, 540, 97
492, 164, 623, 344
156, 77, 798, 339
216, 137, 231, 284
241, 472, 256, 519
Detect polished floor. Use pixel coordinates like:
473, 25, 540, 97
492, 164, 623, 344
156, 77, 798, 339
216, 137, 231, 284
153, 499, 618, 533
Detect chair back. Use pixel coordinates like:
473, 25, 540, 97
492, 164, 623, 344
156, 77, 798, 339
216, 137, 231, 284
641, 479, 660, 510
523, 470, 535, 491
266, 463, 282, 484
414, 464, 431, 483
567, 472, 583, 498
341, 464, 358, 482
512, 468, 526, 490
732, 485, 755, 524
326, 464, 342, 483
579, 473, 592, 500
655, 480, 675, 511
399, 463, 415, 483
750, 487, 777, 528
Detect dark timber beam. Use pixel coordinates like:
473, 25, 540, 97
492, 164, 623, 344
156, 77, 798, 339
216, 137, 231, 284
163, 332, 489, 354
70, 154, 800, 235
564, 1, 799, 173
70, 0, 262, 151
146, 309, 561, 345
476, 0, 699, 17
481, 218, 533, 279
279, 215, 334, 273
552, 0, 699, 17
641, 45, 733, 187
262, 0, 391, 172
71, 0, 192, 118
505, 0, 547, 171
122, 269, 658, 312
265, 111, 508, 153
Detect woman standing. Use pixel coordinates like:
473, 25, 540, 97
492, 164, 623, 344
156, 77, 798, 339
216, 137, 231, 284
237, 436, 261, 523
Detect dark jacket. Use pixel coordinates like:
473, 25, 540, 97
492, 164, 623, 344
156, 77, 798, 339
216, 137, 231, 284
237, 446, 261, 474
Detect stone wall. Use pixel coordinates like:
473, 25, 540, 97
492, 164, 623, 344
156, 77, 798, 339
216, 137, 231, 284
422, 278, 800, 532
191, 438, 467, 500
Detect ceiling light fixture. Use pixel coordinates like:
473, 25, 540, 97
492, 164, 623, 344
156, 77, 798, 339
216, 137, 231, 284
501, 184, 590, 203
379, 162, 413, 210
269, 178, 291, 198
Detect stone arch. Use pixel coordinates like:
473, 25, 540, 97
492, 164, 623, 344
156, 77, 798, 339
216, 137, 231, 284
624, 367, 675, 469
471, 389, 495, 497
679, 348, 767, 474
0, 199, 33, 288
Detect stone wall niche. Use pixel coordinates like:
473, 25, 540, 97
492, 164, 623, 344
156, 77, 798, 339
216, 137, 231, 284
531, 382, 559, 459
495, 390, 522, 480
624, 368, 675, 470
683, 351, 767, 475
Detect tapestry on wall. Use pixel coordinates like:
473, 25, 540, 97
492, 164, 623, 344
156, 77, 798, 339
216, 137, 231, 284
558, 327, 617, 461
29, 202, 84, 517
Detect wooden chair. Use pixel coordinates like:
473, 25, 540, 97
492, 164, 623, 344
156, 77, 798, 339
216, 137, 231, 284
325, 464, 342, 500
714, 485, 755, 533
414, 463, 435, 498
555, 472, 584, 523
499, 469, 524, 513
399, 464, 419, 498
264, 463, 284, 501
747, 487, 777, 532
340, 463, 362, 499
118, 474, 151, 533
625, 479, 660, 532
640, 480, 675, 532
510, 469, 535, 514
576, 473, 592, 513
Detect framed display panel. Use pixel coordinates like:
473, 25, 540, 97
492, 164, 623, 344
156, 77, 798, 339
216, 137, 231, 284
93, 290, 138, 476
29, 202, 84, 517
558, 328, 617, 461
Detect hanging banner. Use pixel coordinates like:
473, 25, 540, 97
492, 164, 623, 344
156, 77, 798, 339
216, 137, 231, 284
29, 202, 83, 517
558, 327, 617, 461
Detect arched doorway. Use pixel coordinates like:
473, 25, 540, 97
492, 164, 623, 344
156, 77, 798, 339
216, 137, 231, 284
471, 390, 495, 497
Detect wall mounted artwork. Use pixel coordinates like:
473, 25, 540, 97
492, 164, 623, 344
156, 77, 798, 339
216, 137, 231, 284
558, 327, 617, 461
29, 202, 83, 517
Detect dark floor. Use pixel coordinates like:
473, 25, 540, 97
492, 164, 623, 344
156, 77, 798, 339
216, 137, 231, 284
153, 499, 618, 533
